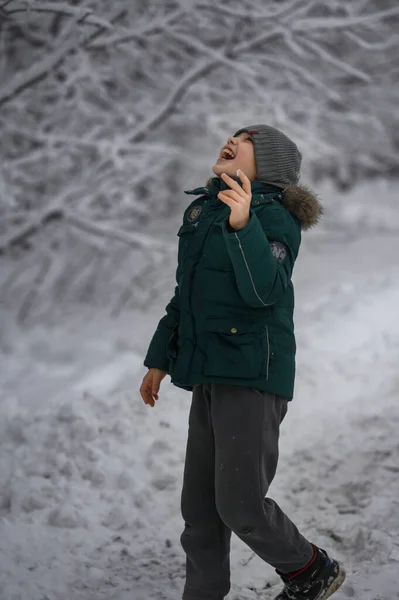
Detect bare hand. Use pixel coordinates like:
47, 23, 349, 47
217, 170, 252, 230
140, 368, 167, 407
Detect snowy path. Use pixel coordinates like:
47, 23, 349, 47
1, 228, 399, 600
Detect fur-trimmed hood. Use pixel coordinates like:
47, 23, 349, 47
280, 183, 323, 231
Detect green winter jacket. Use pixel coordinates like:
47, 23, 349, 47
144, 177, 322, 400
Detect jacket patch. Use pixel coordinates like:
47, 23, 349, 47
187, 205, 203, 222
269, 241, 287, 263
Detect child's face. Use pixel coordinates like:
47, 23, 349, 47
212, 132, 257, 180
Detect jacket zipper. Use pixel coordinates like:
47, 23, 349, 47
265, 326, 270, 380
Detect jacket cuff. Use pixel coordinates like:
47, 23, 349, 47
143, 360, 169, 373
143, 325, 172, 373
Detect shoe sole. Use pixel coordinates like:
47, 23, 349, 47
322, 566, 346, 600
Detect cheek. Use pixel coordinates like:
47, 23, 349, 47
239, 147, 256, 173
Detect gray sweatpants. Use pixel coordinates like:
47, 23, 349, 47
180, 383, 313, 600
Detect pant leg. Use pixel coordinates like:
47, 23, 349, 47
212, 383, 314, 573
180, 384, 232, 600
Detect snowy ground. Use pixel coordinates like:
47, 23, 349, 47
1, 181, 399, 600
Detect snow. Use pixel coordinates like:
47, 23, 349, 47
1, 181, 399, 600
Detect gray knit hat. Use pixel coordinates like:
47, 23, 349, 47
233, 124, 302, 188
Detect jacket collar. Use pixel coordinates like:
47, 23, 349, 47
184, 178, 324, 230
185, 177, 282, 206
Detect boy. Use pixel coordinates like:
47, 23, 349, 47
140, 125, 346, 600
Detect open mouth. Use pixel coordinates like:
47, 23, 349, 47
218, 145, 236, 161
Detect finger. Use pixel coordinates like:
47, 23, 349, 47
141, 387, 155, 407
218, 189, 244, 204
143, 391, 155, 407
220, 172, 245, 195
217, 192, 234, 208
140, 381, 155, 407
151, 383, 160, 402
237, 169, 251, 195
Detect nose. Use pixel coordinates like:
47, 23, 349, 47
228, 136, 238, 146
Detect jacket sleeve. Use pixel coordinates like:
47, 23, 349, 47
143, 262, 181, 372
222, 206, 301, 307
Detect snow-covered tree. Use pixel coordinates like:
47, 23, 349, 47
0, 0, 398, 320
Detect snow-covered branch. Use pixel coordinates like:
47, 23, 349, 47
0, 21, 77, 107
6, 2, 114, 29
1, 0, 398, 317
345, 31, 399, 51
234, 27, 282, 55
294, 6, 399, 33
64, 213, 175, 253
128, 58, 216, 143
300, 38, 371, 83
195, 0, 306, 21
164, 28, 259, 79
0, 208, 174, 255
87, 8, 182, 49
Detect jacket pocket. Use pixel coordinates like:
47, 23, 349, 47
177, 223, 196, 260
203, 317, 268, 379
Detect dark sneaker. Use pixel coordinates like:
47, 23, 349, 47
275, 546, 346, 600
